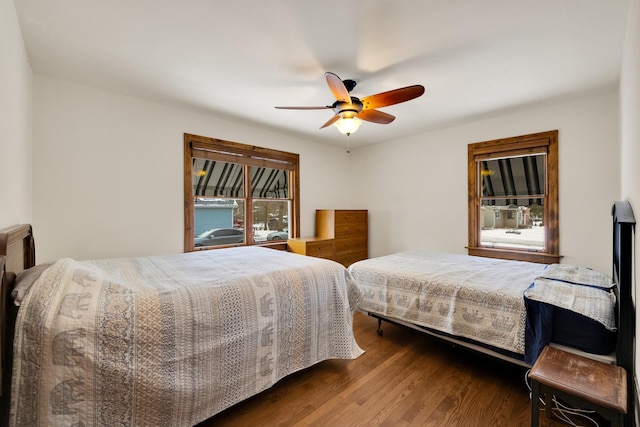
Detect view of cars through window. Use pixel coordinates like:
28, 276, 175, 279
194, 228, 244, 247
193, 198, 289, 248
193, 227, 289, 247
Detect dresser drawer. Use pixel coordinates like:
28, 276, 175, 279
334, 210, 367, 225
335, 222, 368, 238
334, 236, 368, 254
287, 238, 334, 258
304, 240, 334, 257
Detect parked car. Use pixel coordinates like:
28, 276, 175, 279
194, 228, 244, 247
266, 231, 289, 241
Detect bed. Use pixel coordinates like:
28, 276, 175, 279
0, 230, 363, 426
348, 201, 635, 420
350, 251, 616, 365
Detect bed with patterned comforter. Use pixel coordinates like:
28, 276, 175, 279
10, 246, 363, 426
348, 251, 615, 365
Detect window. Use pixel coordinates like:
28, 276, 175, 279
184, 133, 300, 252
467, 130, 559, 263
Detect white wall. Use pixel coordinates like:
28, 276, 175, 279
350, 91, 620, 274
621, 0, 640, 209
0, 0, 32, 228
33, 75, 353, 262
620, 0, 640, 415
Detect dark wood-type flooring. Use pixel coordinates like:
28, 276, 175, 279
198, 312, 593, 426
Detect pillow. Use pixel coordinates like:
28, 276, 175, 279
11, 262, 52, 306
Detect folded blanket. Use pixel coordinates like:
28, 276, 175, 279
524, 277, 616, 331
523, 264, 616, 364
538, 263, 614, 289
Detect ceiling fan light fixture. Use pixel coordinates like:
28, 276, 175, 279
334, 117, 362, 136
275, 72, 425, 137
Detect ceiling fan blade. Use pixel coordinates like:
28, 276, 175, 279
320, 114, 341, 129
274, 106, 331, 110
362, 85, 425, 110
325, 72, 351, 103
358, 109, 396, 124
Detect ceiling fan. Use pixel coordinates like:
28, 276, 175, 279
275, 72, 425, 136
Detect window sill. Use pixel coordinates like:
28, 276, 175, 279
466, 246, 561, 264
190, 241, 288, 252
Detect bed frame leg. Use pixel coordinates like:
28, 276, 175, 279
376, 318, 383, 336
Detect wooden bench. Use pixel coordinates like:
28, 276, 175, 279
529, 346, 627, 426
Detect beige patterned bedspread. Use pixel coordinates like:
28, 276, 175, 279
11, 247, 363, 426
349, 251, 546, 355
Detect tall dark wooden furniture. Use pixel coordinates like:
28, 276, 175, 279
612, 201, 636, 426
0, 225, 35, 426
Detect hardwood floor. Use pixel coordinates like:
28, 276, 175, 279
198, 313, 574, 426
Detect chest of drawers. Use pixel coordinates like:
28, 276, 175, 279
316, 209, 368, 267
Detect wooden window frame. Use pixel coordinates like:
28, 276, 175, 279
467, 130, 560, 264
184, 133, 300, 252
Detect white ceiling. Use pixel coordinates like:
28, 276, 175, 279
14, 0, 630, 148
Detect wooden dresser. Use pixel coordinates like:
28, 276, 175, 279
288, 209, 368, 267
286, 237, 334, 260
315, 209, 368, 267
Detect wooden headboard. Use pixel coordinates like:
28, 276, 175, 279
0, 224, 35, 413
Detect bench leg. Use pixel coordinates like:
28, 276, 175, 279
530, 380, 540, 426
544, 389, 553, 421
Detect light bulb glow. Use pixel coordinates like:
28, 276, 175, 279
334, 117, 363, 136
